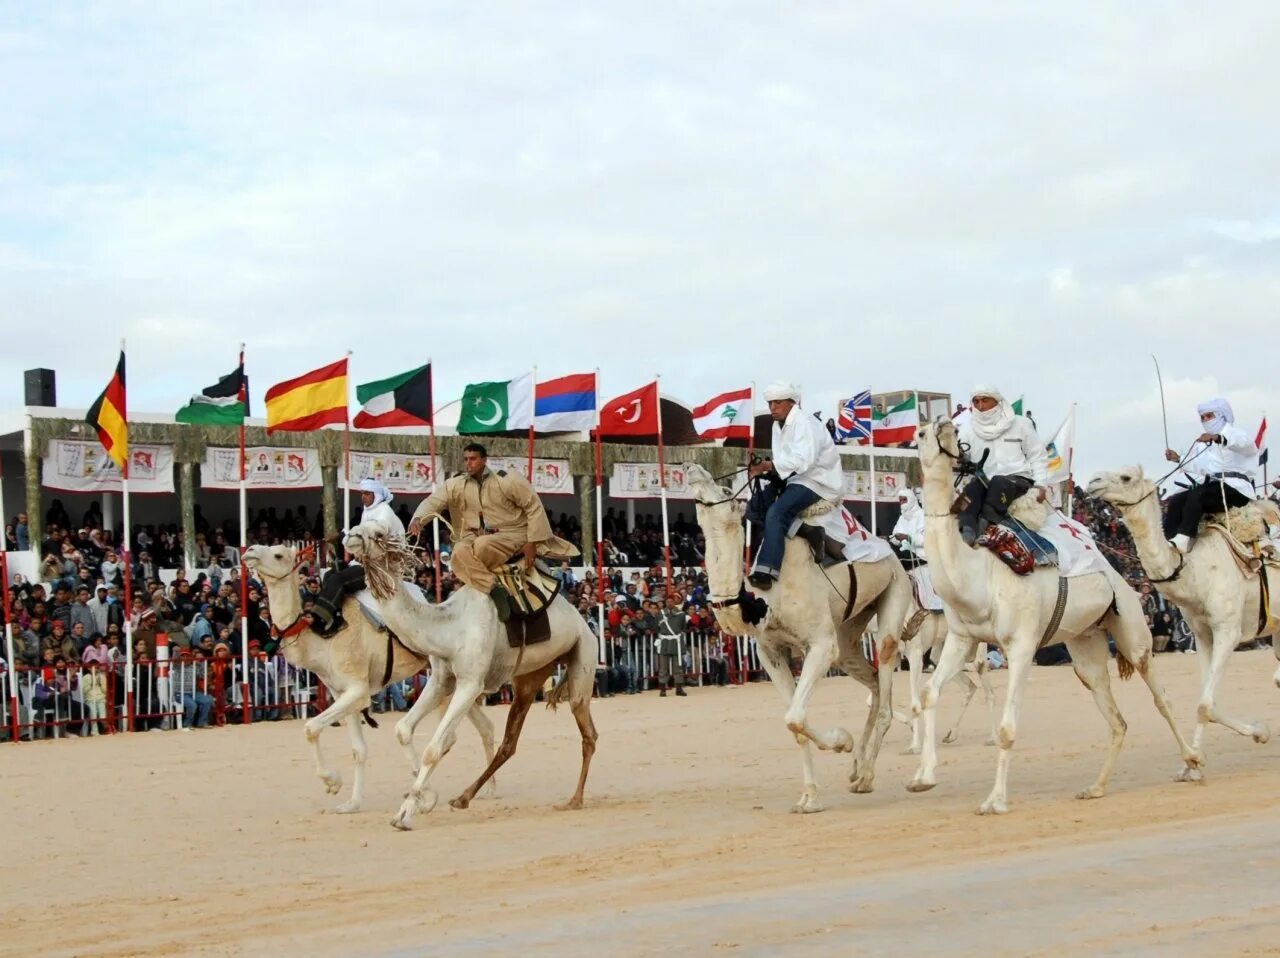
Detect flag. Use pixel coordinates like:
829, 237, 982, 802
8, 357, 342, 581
534, 373, 597, 432
872, 394, 918, 446
175, 364, 248, 426
86, 351, 127, 470
1257, 416, 1269, 467
691, 387, 752, 440
598, 381, 660, 437
456, 373, 533, 434
835, 390, 873, 444
353, 363, 432, 429
265, 359, 348, 433
1011, 396, 1024, 416
1045, 407, 1076, 485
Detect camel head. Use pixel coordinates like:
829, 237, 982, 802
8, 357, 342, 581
343, 521, 388, 563
1086, 466, 1156, 510
915, 416, 962, 475
242, 543, 300, 582
684, 462, 746, 540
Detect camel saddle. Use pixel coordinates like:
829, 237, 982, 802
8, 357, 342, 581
493, 558, 562, 648
977, 519, 1057, 576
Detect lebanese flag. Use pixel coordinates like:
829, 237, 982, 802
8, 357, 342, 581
691, 387, 752, 440
598, 381, 659, 437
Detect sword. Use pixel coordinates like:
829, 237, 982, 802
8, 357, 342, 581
1152, 354, 1171, 453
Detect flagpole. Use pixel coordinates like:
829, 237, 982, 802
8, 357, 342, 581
1, 549, 18, 741
868, 393, 878, 537
655, 374, 673, 593
120, 338, 135, 733
1263, 411, 1270, 490
527, 365, 537, 482
593, 368, 605, 666
342, 350, 353, 537
744, 381, 755, 572
237, 343, 251, 723
427, 358, 442, 603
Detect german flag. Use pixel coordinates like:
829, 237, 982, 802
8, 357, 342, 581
86, 351, 128, 471
265, 358, 348, 432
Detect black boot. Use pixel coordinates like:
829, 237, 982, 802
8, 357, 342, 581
798, 524, 826, 563
490, 585, 513, 623
675, 686, 687, 697
748, 571, 775, 591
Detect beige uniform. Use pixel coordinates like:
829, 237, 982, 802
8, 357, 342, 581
411, 467, 578, 593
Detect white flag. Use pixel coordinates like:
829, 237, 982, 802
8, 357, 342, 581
1045, 407, 1075, 485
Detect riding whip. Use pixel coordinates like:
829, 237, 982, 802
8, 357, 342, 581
1151, 354, 1170, 452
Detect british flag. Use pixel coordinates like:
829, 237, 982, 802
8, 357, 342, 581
835, 390, 873, 444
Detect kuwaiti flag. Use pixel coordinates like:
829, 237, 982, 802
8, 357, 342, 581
456, 373, 534, 434
872, 394, 918, 446
353, 363, 433, 429
534, 373, 596, 432
691, 387, 752, 440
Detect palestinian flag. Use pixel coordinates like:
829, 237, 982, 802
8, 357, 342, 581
175, 364, 248, 426
86, 351, 128, 470
354, 364, 433, 429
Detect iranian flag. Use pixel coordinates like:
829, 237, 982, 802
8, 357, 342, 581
872, 394, 918, 446
456, 373, 534, 434
691, 387, 752, 440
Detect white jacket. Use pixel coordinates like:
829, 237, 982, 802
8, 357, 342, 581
771, 406, 844, 501
1178, 424, 1257, 500
892, 504, 925, 556
358, 500, 406, 541
958, 415, 1049, 486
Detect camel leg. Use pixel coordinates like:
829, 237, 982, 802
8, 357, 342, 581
902, 638, 926, 755
756, 643, 826, 813
908, 633, 972, 792
304, 685, 369, 798
978, 634, 1037, 815
852, 638, 899, 793
395, 671, 453, 775
466, 698, 499, 798
785, 636, 856, 754
1196, 618, 1270, 744
1063, 633, 1127, 801
557, 696, 599, 811
836, 640, 879, 787
941, 670, 979, 746
333, 713, 369, 814
391, 679, 483, 830
977, 653, 999, 746
451, 667, 553, 810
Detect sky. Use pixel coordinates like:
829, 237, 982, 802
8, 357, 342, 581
1, 2, 1277, 483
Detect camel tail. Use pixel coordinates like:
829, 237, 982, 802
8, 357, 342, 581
1115, 654, 1135, 682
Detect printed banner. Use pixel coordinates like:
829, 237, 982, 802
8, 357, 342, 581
202, 446, 322, 490
608, 462, 748, 500
42, 440, 174, 494
842, 470, 909, 502
346, 451, 439, 494
486, 457, 575, 496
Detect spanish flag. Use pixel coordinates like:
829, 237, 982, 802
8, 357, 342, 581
86, 351, 128, 471
265, 358, 348, 433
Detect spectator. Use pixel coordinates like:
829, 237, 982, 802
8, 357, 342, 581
174, 650, 214, 729
70, 586, 98, 636
15, 511, 29, 551
81, 659, 109, 735
655, 594, 688, 697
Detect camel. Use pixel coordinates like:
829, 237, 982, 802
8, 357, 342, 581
1086, 466, 1280, 757
343, 521, 598, 831
243, 544, 496, 814
686, 464, 913, 813
909, 420, 1200, 813
896, 605, 997, 754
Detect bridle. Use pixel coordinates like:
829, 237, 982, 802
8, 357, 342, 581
245, 546, 315, 645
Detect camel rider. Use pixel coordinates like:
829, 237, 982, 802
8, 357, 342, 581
407, 442, 578, 621
311, 478, 404, 637
955, 385, 1049, 546
1161, 397, 1256, 553
747, 381, 844, 591
891, 489, 926, 567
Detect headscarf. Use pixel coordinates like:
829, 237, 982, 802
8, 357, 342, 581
1196, 397, 1233, 436
897, 489, 921, 516
359, 478, 392, 507
763, 381, 801, 403
969, 384, 1015, 441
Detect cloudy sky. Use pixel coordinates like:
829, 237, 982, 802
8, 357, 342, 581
2, 3, 1277, 482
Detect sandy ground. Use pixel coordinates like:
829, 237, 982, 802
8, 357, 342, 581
3, 650, 1280, 958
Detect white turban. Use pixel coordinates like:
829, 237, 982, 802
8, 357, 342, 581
1197, 397, 1234, 436
359, 478, 392, 507
897, 489, 921, 516
763, 381, 801, 403
969, 384, 1015, 441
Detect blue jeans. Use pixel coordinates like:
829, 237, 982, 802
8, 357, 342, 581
182, 693, 214, 728
752, 483, 821, 578
373, 681, 407, 711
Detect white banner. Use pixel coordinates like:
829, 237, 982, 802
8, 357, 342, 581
609, 462, 747, 500
202, 447, 322, 490
843, 470, 909, 502
42, 440, 174, 494
487, 457, 574, 496
346, 451, 439, 495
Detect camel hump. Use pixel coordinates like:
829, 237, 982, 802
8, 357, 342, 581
1203, 500, 1278, 545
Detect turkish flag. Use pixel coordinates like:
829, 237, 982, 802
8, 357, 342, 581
598, 381, 659, 436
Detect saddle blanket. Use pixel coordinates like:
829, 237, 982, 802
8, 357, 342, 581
1036, 513, 1112, 579
352, 581, 428, 632
788, 505, 894, 564
909, 565, 943, 611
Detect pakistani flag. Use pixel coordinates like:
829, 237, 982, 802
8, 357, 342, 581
456, 373, 534, 434
353, 363, 433, 428
175, 365, 248, 425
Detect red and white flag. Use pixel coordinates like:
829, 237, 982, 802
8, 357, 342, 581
598, 381, 659, 437
691, 387, 752, 440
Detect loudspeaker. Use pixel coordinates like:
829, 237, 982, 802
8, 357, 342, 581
24, 368, 56, 407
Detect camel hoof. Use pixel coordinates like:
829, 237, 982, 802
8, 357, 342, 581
941, 731, 958, 745
1174, 765, 1205, 784
390, 809, 414, 831
1075, 785, 1106, 801
790, 799, 824, 814
449, 795, 471, 810
977, 799, 1008, 815
902, 745, 921, 756
1252, 723, 1271, 745
334, 800, 361, 814
984, 736, 998, 747
321, 773, 342, 795
555, 798, 584, 811
906, 779, 936, 793
850, 778, 874, 794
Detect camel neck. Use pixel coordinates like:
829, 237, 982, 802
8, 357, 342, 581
920, 469, 983, 612
1116, 496, 1186, 595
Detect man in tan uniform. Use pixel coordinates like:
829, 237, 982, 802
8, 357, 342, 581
408, 442, 578, 620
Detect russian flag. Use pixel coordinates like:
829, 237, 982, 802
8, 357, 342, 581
534, 373, 597, 432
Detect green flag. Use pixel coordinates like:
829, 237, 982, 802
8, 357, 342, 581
456, 374, 533, 434
175, 365, 248, 426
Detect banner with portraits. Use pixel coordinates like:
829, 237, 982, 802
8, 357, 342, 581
485, 457, 575, 496
345, 451, 438, 494
202, 446, 322, 490
608, 462, 749, 500
42, 440, 174, 494
842, 470, 909, 502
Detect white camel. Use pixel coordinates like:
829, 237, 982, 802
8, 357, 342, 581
1087, 466, 1280, 756
686, 464, 914, 812
909, 420, 1201, 813
242, 544, 497, 814
344, 521, 599, 831
895, 606, 997, 754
